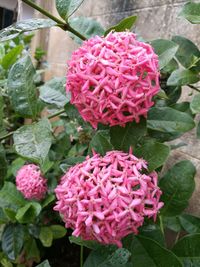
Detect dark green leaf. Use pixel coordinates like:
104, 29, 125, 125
24, 237, 40, 262
139, 223, 165, 246
69, 17, 104, 44
39, 77, 70, 108
0, 144, 7, 182
13, 119, 52, 165
1, 45, 23, 70
0, 182, 27, 212
60, 156, 85, 172
171, 102, 193, 117
15, 202, 41, 223
172, 36, 200, 69
179, 2, 200, 24
41, 194, 55, 208
167, 69, 199, 86
190, 93, 200, 114
105, 15, 137, 35
197, 120, 200, 139
69, 236, 101, 250
173, 234, 200, 266
50, 225, 67, 239
0, 19, 56, 42
7, 55, 39, 118
56, 0, 84, 20
179, 214, 200, 234
147, 107, 195, 133
2, 224, 24, 260
163, 216, 182, 232
39, 227, 53, 247
36, 260, 51, 267
160, 161, 196, 216
110, 119, 146, 152
89, 130, 113, 155
127, 235, 182, 267
135, 139, 170, 171
151, 39, 179, 69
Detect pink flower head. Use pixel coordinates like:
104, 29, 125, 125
16, 164, 47, 200
67, 31, 160, 128
54, 150, 163, 247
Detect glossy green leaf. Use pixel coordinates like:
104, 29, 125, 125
163, 216, 182, 232
7, 55, 39, 118
13, 119, 52, 165
56, 0, 84, 20
1, 45, 23, 70
167, 69, 199, 86
171, 102, 193, 117
0, 144, 7, 183
105, 15, 137, 35
110, 119, 146, 152
15, 202, 42, 223
179, 214, 200, 234
69, 17, 104, 44
138, 224, 165, 246
2, 224, 24, 260
0, 19, 56, 42
190, 93, 200, 114
69, 236, 101, 250
160, 161, 196, 216
50, 225, 67, 239
39, 77, 70, 108
127, 235, 182, 267
151, 39, 179, 69
41, 194, 55, 208
0, 182, 27, 212
172, 36, 200, 69
173, 234, 200, 266
135, 139, 170, 171
89, 130, 113, 155
147, 107, 195, 133
84, 246, 130, 267
36, 260, 51, 267
179, 2, 200, 24
39, 227, 53, 247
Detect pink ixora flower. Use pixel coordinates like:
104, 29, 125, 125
67, 31, 160, 128
16, 164, 47, 200
54, 150, 163, 247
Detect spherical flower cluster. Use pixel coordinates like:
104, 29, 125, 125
67, 31, 160, 128
16, 164, 47, 200
54, 150, 163, 247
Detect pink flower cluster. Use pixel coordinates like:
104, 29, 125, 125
54, 150, 163, 247
67, 32, 160, 128
16, 164, 47, 200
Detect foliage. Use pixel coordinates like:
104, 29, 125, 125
0, 0, 200, 266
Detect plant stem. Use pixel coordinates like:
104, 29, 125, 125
22, 0, 87, 40
174, 231, 180, 244
80, 245, 83, 267
159, 215, 164, 235
188, 84, 200, 93
47, 108, 66, 119
0, 131, 14, 141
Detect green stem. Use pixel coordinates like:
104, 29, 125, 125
22, 0, 87, 40
174, 231, 180, 244
47, 108, 66, 119
0, 131, 14, 141
159, 215, 164, 235
80, 245, 83, 267
188, 84, 200, 93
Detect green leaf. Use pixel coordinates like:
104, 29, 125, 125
36, 260, 51, 267
134, 139, 170, 171
139, 223, 165, 246
172, 234, 200, 266
7, 158, 25, 178
151, 39, 179, 69
69, 17, 104, 44
24, 237, 40, 262
105, 15, 137, 35
69, 236, 101, 250
1, 45, 23, 70
2, 224, 24, 260
7, 55, 39, 118
60, 156, 85, 172
15, 202, 42, 223
84, 246, 131, 267
0, 182, 27, 212
167, 69, 199, 86
159, 161, 196, 216
50, 225, 67, 239
147, 107, 195, 133
56, 0, 84, 20
89, 130, 113, 155
172, 36, 200, 69
39, 77, 70, 108
128, 235, 182, 267
0, 144, 7, 182
163, 216, 182, 232
179, 2, 200, 24
39, 227, 53, 247
190, 93, 200, 114
110, 119, 146, 152
41, 194, 55, 208
171, 102, 193, 117
13, 119, 52, 165
0, 19, 56, 42
4, 208, 17, 222
179, 214, 200, 234
197, 120, 200, 139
